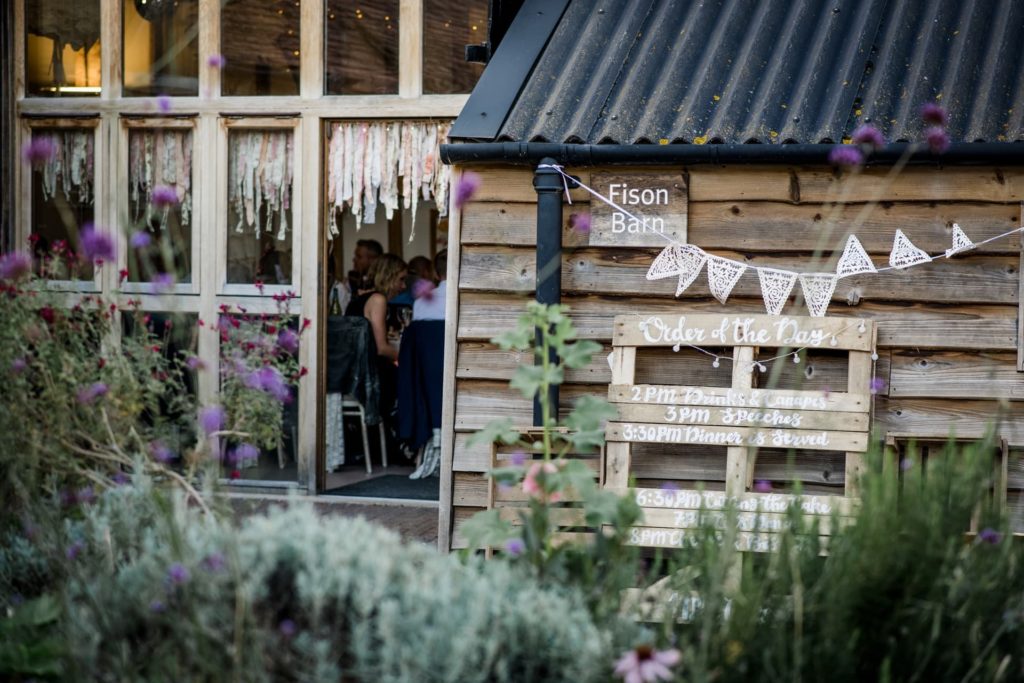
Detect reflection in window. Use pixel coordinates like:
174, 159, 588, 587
127, 129, 193, 283
29, 129, 96, 280
226, 130, 294, 285
324, 0, 398, 95
123, 0, 199, 96
221, 0, 300, 96
25, 0, 102, 96
423, 0, 487, 94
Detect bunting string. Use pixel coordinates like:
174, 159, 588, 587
540, 164, 1024, 317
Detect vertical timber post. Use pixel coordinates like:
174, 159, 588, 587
533, 158, 564, 426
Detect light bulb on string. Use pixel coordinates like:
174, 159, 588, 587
871, 352, 879, 361
793, 353, 801, 364
830, 336, 838, 347
712, 357, 720, 368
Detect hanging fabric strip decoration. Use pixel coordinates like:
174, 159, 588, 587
35, 129, 94, 205
706, 255, 747, 304
128, 128, 192, 232
889, 229, 932, 269
945, 223, 975, 257
326, 120, 452, 239
836, 235, 876, 278
758, 267, 798, 315
799, 273, 838, 317
227, 130, 294, 240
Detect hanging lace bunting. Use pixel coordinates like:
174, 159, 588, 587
836, 235, 877, 278
799, 273, 838, 317
889, 229, 932, 269
944, 223, 976, 257
757, 267, 798, 315
647, 244, 704, 280
670, 247, 708, 296
706, 256, 747, 304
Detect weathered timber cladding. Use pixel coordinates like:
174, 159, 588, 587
444, 165, 1024, 549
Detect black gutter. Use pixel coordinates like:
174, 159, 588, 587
533, 158, 563, 426
441, 142, 1024, 166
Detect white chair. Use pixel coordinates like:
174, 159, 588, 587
341, 394, 388, 474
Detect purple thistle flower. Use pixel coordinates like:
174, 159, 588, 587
60, 488, 78, 507
156, 94, 172, 114
150, 599, 166, 613
245, 366, 291, 403
112, 471, 130, 486
130, 231, 152, 249
278, 619, 297, 638
150, 441, 174, 463
198, 405, 226, 435
454, 171, 482, 210
66, 540, 85, 560
0, 251, 33, 280
76, 382, 109, 405
412, 278, 436, 301
231, 442, 259, 465
869, 377, 887, 395
925, 126, 950, 154
10, 357, 28, 375
569, 212, 592, 234
978, 527, 1003, 545
151, 185, 179, 209
207, 54, 227, 69
920, 102, 948, 127
277, 328, 300, 355
509, 451, 527, 467
76, 486, 96, 505
754, 480, 773, 493
504, 538, 526, 556
851, 124, 885, 150
80, 224, 117, 263
167, 562, 190, 585
899, 458, 914, 471
828, 146, 864, 168
149, 272, 176, 294
186, 356, 207, 371
202, 552, 227, 572
659, 481, 680, 491
22, 137, 58, 166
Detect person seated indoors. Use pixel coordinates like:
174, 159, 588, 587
413, 249, 447, 321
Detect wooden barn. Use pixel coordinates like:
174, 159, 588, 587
436, 0, 1024, 551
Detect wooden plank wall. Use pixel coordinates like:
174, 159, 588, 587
446, 165, 1024, 549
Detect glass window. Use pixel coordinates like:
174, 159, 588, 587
423, 0, 487, 94
324, 0, 399, 95
126, 128, 193, 284
25, 0, 102, 96
226, 129, 294, 285
221, 0, 301, 96
123, 0, 199, 97
29, 128, 96, 280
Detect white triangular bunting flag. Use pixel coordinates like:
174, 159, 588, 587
669, 246, 708, 296
706, 256, 747, 305
889, 229, 932, 269
647, 244, 682, 280
799, 273, 838, 317
757, 267, 798, 316
944, 223, 975, 257
836, 235, 877, 278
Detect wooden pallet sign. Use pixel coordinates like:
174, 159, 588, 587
605, 312, 876, 552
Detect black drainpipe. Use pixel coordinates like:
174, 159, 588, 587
533, 158, 564, 426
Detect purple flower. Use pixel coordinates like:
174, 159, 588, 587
149, 272, 176, 294
150, 441, 174, 463
869, 377, 887, 395
76, 486, 96, 505
151, 185, 179, 209
412, 278, 436, 301
613, 645, 681, 683
202, 552, 227, 572
754, 480, 773, 493
80, 224, 116, 263
569, 212, 592, 234
22, 137, 58, 166
207, 54, 227, 69
186, 356, 207, 371
851, 124, 885, 149
66, 540, 85, 560
509, 451, 527, 467
454, 171, 482, 210
0, 251, 32, 280
156, 94, 172, 114
920, 102, 948, 127
76, 382, 109, 405
504, 538, 526, 556
978, 528, 1003, 545
245, 366, 291, 402
925, 126, 950, 154
899, 458, 914, 471
130, 231, 152, 249
230, 442, 259, 465
198, 405, 226, 435
112, 471, 130, 486
278, 619, 297, 638
150, 599, 166, 613
828, 146, 864, 168
167, 562, 190, 585
10, 357, 28, 375
277, 328, 300, 355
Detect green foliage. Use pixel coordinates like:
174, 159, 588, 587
0, 594, 64, 679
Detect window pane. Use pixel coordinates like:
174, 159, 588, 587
221, 0, 300, 96
226, 129, 294, 285
123, 0, 199, 97
423, 0, 487, 94
25, 0, 102, 96
324, 0, 398, 95
29, 128, 96, 280
127, 128, 193, 284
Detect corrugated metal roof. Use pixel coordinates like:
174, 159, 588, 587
453, 0, 1024, 145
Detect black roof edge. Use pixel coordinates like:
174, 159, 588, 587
449, 0, 570, 141
440, 142, 1024, 166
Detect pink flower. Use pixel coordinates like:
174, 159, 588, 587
207, 54, 227, 69
80, 224, 116, 263
920, 102, 948, 127
828, 146, 864, 168
851, 124, 885, 149
454, 171, 482, 210
22, 138, 57, 166
569, 212, 592, 234
413, 278, 436, 301
522, 461, 562, 503
0, 251, 32, 281
151, 185, 179, 208
156, 94, 172, 114
130, 231, 152, 249
613, 645, 681, 683
925, 126, 950, 154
